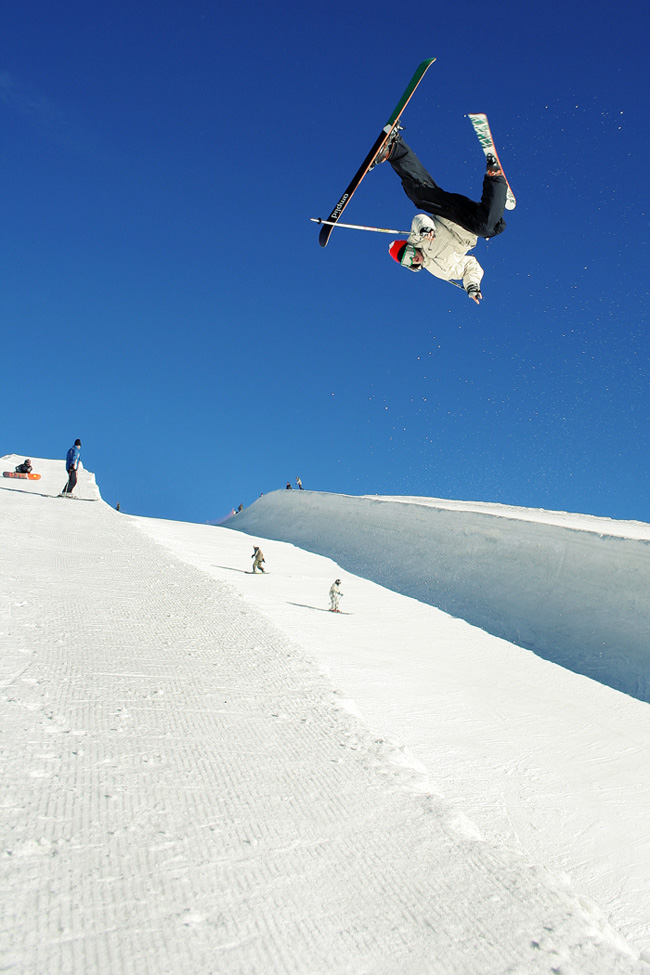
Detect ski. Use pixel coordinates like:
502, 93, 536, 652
467, 113, 516, 210
3, 471, 41, 480
318, 58, 436, 248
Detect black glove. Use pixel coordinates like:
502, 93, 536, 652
466, 284, 483, 304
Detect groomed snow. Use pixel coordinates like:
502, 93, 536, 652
2, 455, 649, 974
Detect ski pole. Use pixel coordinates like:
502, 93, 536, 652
310, 217, 412, 236
312, 217, 467, 293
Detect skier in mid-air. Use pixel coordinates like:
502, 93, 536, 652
373, 131, 508, 303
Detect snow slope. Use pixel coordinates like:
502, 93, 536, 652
1, 453, 101, 503
224, 489, 650, 704
143, 492, 650, 956
2, 458, 649, 973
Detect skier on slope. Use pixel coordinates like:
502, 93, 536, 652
329, 579, 343, 613
251, 546, 266, 573
61, 439, 82, 497
373, 132, 508, 303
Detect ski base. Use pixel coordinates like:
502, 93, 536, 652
318, 58, 436, 247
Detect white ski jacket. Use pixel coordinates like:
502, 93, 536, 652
407, 213, 483, 293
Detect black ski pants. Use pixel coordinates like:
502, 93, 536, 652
62, 468, 77, 495
389, 137, 507, 239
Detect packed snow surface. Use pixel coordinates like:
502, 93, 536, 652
2, 456, 649, 974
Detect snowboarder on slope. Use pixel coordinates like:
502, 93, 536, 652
61, 439, 81, 496
251, 546, 266, 573
329, 579, 343, 613
374, 133, 508, 303
15, 459, 32, 473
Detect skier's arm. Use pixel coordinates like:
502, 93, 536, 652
461, 257, 484, 302
408, 213, 436, 242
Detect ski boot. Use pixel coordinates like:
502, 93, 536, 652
369, 123, 404, 170
485, 152, 502, 178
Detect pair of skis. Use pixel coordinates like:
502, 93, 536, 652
315, 59, 515, 247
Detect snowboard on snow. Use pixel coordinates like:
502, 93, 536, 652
467, 113, 516, 210
3, 471, 41, 480
317, 58, 436, 247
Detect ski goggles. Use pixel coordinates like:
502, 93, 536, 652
400, 243, 421, 270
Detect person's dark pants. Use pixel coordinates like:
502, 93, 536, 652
62, 468, 77, 495
389, 137, 507, 238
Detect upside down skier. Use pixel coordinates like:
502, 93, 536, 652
373, 132, 508, 303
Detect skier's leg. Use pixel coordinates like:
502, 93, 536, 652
389, 138, 485, 229
471, 174, 508, 237
389, 138, 508, 238
388, 137, 437, 189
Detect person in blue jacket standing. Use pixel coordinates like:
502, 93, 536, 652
61, 439, 81, 497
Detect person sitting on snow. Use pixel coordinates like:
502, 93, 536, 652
373, 132, 508, 304
15, 459, 32, 473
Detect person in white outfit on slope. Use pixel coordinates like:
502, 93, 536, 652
329, 579, 344, 613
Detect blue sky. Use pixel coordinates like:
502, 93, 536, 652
2, 0, 649, 523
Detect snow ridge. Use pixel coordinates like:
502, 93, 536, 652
226, 489, 650, 704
